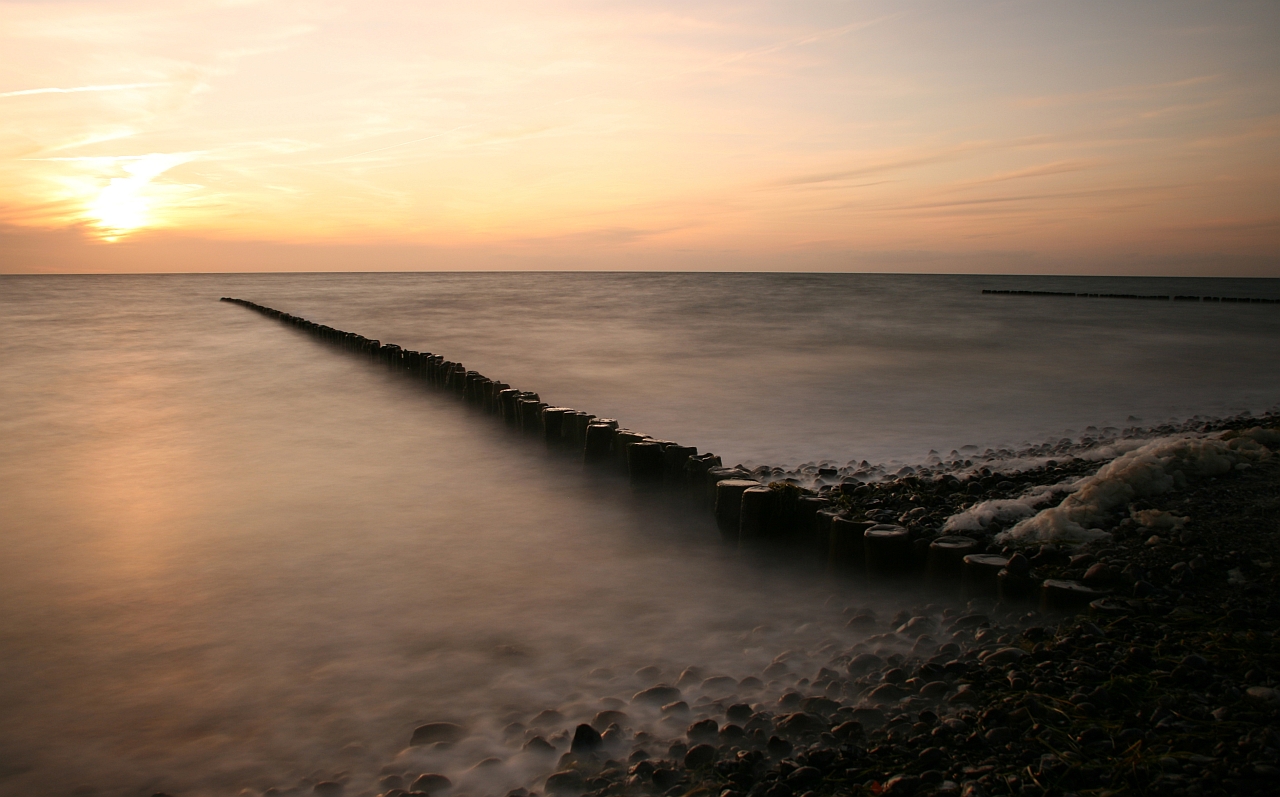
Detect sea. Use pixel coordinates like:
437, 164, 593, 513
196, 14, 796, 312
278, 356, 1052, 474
1, 272, 1277, 796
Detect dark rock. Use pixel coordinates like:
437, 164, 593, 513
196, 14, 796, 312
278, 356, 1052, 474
410, 774, 452, 794
847, 653, 885, 675
630, 760, 656, 778
702, 675, 738, 694
799, 696, 840, 715
523, 736, 556, 754
545, 770, 585, 795
775, 712, 825, 737
881, 667, 907, 684
726, 703, 753, 724
831, 720, 863, 740
762, 660, 789, 678
571, 723, 603, 754
410, 722, 466, 746
1083, 563, 1119, 586
651, 768, 682, 789
718, 723, 746, 742
684, 743, 718, 769
687, 718, 719, 742
785, 767, 822, 788
776, 692, 802, 710
766, 736, 793, 757
851, 707, 886, 728
918, 747, 946, 768
632, 685, 682, 706
593, 710, 627, 729
882, 774, 921, 794
867, 683, 905, 703
1181, 654, 1209, 670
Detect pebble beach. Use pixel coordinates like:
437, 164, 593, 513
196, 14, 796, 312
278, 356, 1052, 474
314, 414, 1280, 797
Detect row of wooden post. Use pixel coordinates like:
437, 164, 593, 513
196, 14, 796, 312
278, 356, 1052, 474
223, 298, 1112, 614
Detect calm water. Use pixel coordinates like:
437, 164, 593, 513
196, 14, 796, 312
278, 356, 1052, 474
0, 272, 1277, 796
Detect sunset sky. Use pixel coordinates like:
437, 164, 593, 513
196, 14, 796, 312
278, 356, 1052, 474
2, 0, 1278, 274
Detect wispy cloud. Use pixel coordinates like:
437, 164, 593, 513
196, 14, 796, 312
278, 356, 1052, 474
0, 82, 165, 99
707, 14, 905, 73
766, 145, 986, 188
960, 160, 1099, 187
1013, 75, 1220, 109
517, 224, 689, 247
884, 183, 1185, 213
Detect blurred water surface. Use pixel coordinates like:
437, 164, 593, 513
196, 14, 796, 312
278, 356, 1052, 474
0, 272, 1276, 796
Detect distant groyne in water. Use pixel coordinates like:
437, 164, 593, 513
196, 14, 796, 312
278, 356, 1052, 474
982, 289, 1280, 303
219, 296, 1273, 616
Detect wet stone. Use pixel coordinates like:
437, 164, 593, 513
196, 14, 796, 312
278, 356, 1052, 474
523, 736, 557, 754
593, 710, 627, 728
409, 722, 466, 746
632, 684, 682, 706
687, 718, 718, 742
410, 774, 451, 794
684, 743, 718, 769
725, 703, 753, 724
545, 770, 585, 795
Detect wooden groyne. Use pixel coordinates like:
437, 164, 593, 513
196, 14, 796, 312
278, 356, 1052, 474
982, 289, 1280, 303
222, 296, 1207, 613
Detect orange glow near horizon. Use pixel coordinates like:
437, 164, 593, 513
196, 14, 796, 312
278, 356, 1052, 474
0, 1, 1278, 273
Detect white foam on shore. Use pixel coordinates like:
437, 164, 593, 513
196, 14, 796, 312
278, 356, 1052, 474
941, 482, 1078, 534
992, 429, 1275, 545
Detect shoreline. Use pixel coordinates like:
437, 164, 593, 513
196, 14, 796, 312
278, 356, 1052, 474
461, 428, 1276, 797
218, 298, 1279, 797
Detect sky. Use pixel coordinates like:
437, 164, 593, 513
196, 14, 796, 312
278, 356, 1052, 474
1, 0, 1278, 274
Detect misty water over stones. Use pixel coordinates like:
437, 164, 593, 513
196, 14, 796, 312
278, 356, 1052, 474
214, 299, 1280, 797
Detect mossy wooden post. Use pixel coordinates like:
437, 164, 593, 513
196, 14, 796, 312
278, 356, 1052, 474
927, 536, 979, 587
542, 407, 571, 446
714, 479, 759, 540
683, 453, 720, 495
962, 554, 1008, 598
584, 421, 619, 466
864, 524, 913, 577
705, 466, 748, 505
628, 441, 665, 485
795, 496, 831, 547
738, 486, 776, 541
611, 430, 650, 470
662, 445, 697, 486
829, 517, 873, 570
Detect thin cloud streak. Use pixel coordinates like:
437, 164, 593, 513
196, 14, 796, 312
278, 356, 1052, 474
0, 82, 166, 99
957, 160, 1099, 187
766, 145, 989, 188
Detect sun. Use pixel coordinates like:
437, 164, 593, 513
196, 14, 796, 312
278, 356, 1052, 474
88, 176, 149, 240
85, 153, 189, 241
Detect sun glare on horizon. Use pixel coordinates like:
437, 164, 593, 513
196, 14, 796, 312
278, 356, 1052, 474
84, 154, 188, 242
